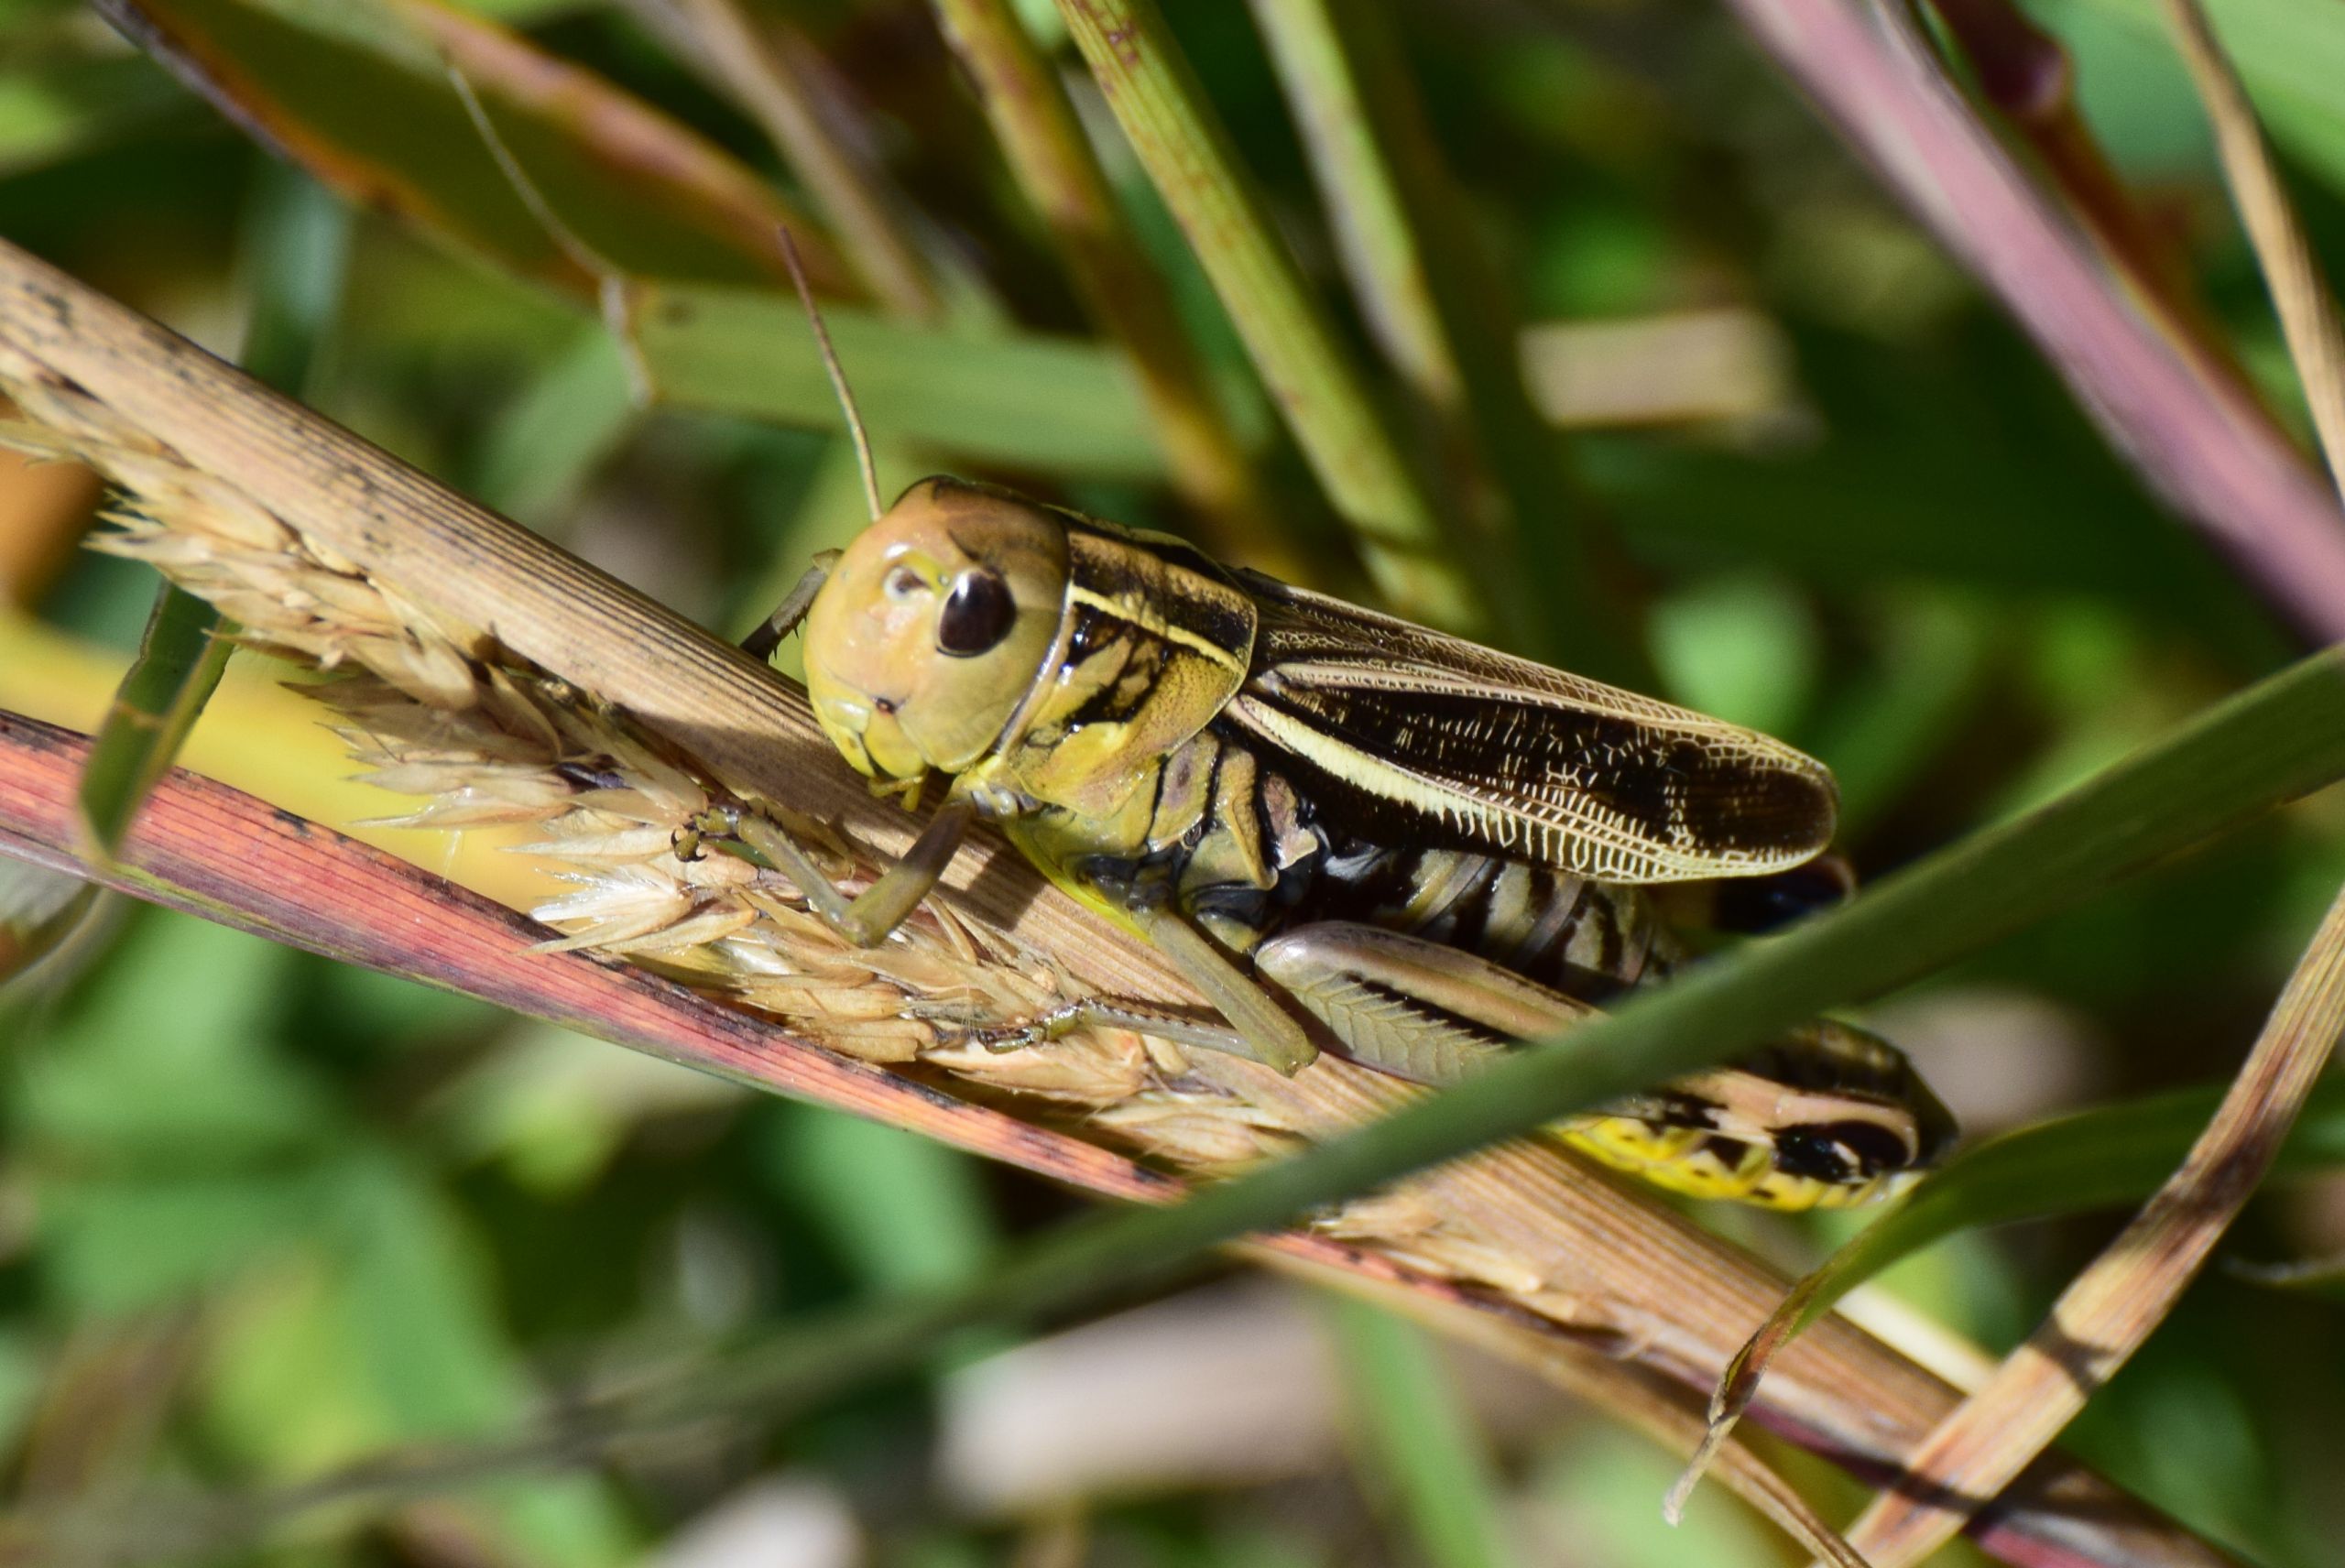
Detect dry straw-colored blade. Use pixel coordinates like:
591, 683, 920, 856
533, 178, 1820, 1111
0, 239, 2237, 1568
2157, 0, 2345, 502
1826, 877, 2345, 1566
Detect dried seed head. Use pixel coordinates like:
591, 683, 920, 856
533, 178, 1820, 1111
0, 363, 1655, 1352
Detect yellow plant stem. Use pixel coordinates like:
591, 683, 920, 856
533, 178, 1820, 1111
0, 611, 559, 910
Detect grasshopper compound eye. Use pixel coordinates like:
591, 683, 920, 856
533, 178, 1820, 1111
937, 570, 1017, 657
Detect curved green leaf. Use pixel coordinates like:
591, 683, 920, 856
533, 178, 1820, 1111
1752, 1073, 2345, 1372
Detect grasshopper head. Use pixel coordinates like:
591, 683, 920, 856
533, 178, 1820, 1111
802, 476, 1069, 784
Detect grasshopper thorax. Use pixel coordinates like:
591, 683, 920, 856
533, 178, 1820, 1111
802, 476, 1071, 785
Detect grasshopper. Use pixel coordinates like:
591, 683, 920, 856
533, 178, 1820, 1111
724, 249, 1954, 1209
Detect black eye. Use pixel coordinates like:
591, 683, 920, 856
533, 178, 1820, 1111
936, 570, 1017, 657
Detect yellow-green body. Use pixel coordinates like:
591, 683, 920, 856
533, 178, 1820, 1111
956, 516, 1264, 933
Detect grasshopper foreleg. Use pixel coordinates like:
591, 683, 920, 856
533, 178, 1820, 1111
680, 798, 973, 949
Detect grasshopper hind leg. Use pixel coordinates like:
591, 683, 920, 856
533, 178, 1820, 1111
926, 902, 1317, 1075
1254, 920, 1954, 1210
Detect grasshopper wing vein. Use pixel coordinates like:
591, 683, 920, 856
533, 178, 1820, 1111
1222, 575, 1838, 883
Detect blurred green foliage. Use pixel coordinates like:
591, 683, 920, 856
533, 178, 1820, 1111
5, 0, 2345, 1563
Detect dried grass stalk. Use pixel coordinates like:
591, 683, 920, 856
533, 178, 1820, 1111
1829, 879, 2345, 1566
0, 238, 2230, 1568
2156, 0, 2345, 500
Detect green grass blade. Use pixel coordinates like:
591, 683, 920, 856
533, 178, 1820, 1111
1249, 0, 1455, 430
629, 280, 1186, 478
928, 0, 1286, 564
1249, 0, 1632, 679
74, 583, 232, 857
1755, 1073, 2345, 1360
1330, 1299, 1511, 1568
1051, 0, 1495, 637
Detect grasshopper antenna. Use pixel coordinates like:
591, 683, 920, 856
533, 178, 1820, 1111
778, 225, 882, 523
